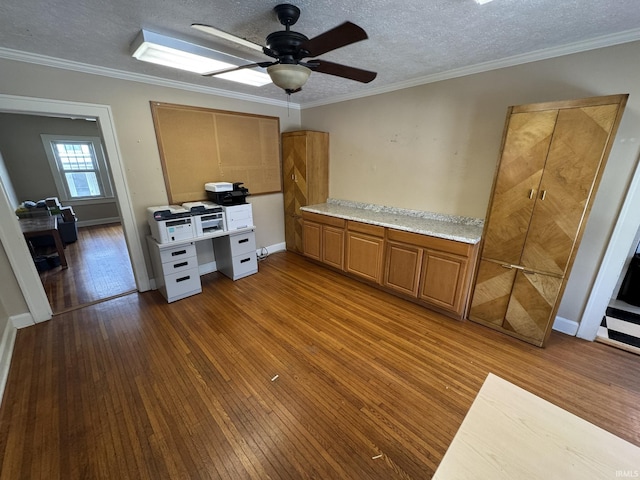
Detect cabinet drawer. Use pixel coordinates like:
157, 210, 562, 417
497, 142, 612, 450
164, 268, 202, 302
230, 253, 258, 279
160, 255, 199, 276
347, 220, 384, 237
159, 242, 196, 264
228, 231, 257, 256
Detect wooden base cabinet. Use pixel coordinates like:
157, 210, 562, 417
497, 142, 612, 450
345, 221, 385, 284
384, 241, 423, 297
468, 94, 628, 346
384, 229, 479, 319
302, 211, 345, 270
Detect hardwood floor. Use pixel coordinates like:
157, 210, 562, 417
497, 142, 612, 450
37, 223, 136, 314
1, 251, 638, 479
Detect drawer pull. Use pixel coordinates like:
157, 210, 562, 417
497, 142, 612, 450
238, 238, 249, 244
172, 250, 187, 256
176, 275, 190, 282
240, 257, 251, 263
174, 261, 188, 268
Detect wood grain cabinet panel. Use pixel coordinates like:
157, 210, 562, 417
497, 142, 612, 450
383, 241, 423, 297
346, 222, 385, 284
419, 250, 469, 314
469, 95, 628, 347
282, 131, 329, 253
323, 226, 345, 270
302, 211, 345, 270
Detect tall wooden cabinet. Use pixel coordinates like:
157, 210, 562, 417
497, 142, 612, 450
282, 131, 329, 253
468, 95, 628, 346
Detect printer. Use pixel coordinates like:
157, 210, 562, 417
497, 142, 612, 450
147, 205, 196, 244
182, 201, 227, 236
205, 182, 251, 206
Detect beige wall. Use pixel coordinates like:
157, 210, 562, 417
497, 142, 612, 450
0, 58, 300, 307
1, 40, 639, 330
301, 40, 640, 326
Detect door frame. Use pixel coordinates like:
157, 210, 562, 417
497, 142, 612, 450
0, 94, 149, 325
578, 154, 640, 340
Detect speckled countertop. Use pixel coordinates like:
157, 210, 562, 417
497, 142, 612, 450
300, 199, 484, 244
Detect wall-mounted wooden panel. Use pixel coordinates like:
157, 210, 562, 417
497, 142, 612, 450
150, 102, 281, 204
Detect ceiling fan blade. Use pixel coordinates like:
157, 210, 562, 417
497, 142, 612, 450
309, 60, 377, 83
191, 23, 265, 52
203, 61, 274, 77
301, 22, 368, 58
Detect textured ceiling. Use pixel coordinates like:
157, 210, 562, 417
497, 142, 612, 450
1, 0, 640, 106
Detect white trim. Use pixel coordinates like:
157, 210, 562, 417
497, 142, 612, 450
552, 316, 579, 337
76, 217, 121, 228
0, 318, 17, 405
0, 167, 52, 322
259, 242, 286, 256
0, 94, 151, 326
0, 47, 295, 110
578, 157, 640, 341
10, 313, 36, 329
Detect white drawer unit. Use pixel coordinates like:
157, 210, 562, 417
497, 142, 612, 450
147, 237, 202, 302
213, 229, 258, 281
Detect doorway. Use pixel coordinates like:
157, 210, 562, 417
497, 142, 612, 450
578, 150, 640, 349
0, 94, 149, 325
0, 113, 137, 314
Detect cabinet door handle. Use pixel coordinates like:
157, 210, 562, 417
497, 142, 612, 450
176, 275, 190, 282
529, 189, 535, 199
172, 250, 187, 256
540, 190, 547, 200
501, 264, 513, 269
174, 261, 188, 268
238, 238, 249, 244
240, 257, 251, 263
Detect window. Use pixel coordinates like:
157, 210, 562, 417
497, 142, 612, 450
41, 135, 114, 201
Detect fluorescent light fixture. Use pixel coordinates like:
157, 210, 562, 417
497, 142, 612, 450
474, 0, 494, 4
130, 30, 271, 86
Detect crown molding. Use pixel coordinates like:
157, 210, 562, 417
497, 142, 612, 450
0, 47, 297, 110
2, 26, 639, 111
301, 27, 640, 109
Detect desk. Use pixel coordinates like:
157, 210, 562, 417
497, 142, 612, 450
19, 216, 68, 269
433, 373, 640, 479
147, 227, 258, 303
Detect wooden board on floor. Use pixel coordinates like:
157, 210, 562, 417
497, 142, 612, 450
434, 373, 640, 479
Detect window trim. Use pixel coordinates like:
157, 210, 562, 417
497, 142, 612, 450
41, 134, 114, 202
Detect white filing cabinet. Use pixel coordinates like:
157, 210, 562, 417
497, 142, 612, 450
147, 237, 202, 302
213, 229, 258, 280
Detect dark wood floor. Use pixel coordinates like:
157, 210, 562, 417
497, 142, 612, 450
37, 223, 136, 314
1, 251, 639, 479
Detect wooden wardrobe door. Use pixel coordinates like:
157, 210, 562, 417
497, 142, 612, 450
468, 260, 516, 326
521, 104, 620, 276
503, 271, 563, 345
481, 110, 557, 265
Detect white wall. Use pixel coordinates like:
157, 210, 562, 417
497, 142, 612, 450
301, 40, 640, 329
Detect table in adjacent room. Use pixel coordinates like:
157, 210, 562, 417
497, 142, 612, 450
19, 216, 68, 269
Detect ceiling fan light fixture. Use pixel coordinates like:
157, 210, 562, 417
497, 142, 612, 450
267, 64, 311, 92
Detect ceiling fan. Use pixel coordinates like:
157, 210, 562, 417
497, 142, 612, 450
192, 3, 377, 95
